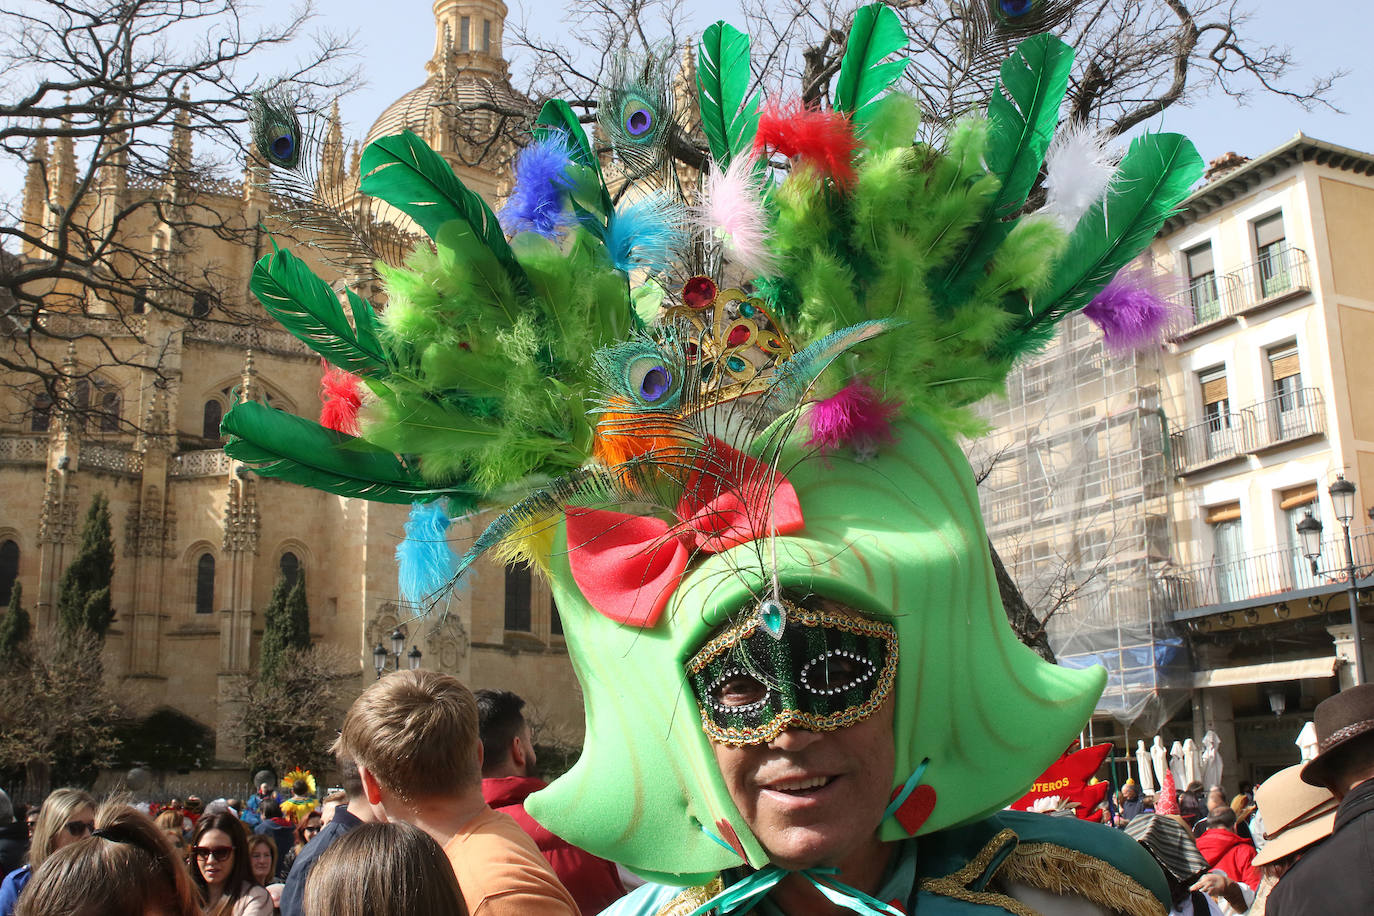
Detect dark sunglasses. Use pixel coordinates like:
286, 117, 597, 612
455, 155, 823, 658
63, 820, 96, 838
193, 845, 234, 862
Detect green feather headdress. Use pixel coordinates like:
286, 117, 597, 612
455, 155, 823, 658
226, 2, 1200, 881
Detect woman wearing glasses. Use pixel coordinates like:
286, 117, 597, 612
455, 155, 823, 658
190, 813, 272, 916
0, 788, 95, 916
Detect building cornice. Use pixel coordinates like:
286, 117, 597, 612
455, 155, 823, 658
1162, 134, 1374, 235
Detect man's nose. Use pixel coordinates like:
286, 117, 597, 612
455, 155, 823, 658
768, 725, 822, 751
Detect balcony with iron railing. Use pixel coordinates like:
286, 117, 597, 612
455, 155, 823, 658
1170, 387, 1327, 476
1159, 526, 1374, 618
1169, 246, 1313, 340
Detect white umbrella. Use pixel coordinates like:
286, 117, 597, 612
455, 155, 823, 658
1296, 722, 1319, 761
1150, 736, 1169, 790
1169, 740, 1187, 789
1136, 739, 1157, 795
1183, 737, 1202, 788
1200, 730, 1222, 790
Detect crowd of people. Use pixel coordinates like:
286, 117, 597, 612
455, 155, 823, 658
1, 678, 1370, 915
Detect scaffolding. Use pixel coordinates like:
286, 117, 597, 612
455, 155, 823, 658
969, 313, 1190, 735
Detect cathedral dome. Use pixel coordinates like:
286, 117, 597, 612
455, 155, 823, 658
363, 74, 528, 149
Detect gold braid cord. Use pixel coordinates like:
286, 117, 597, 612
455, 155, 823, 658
655, 877, 728, 916
997, 842, 1167, 916
918, 829, 1040, 916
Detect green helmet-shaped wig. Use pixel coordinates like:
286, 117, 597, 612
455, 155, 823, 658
224, 2, 1201, 893
527, 413, 1106, 885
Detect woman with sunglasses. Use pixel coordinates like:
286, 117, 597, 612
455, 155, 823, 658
277, 810, 321, 881
190, 813, 271, 916
0, 788, 95, 916
13, 801, 199, 916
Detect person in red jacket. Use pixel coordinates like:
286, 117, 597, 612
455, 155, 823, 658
477, 689, 625, 915
1194, 806, 1260, 890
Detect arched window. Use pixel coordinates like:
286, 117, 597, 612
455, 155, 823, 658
504, 565, 532, 632
31, 394, 52, 433
0, 540, 18, 606
194, 553, 215, 615
202, 400, 223, 440
280, 551, 300, 589
98, 390, 121, 432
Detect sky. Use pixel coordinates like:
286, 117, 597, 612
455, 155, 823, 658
1, 1, 1370, 205
320, 0, 1371, 165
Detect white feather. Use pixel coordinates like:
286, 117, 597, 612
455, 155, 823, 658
1039, 123, 1118, 230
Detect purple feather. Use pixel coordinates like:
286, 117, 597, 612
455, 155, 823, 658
1083, 263, 1184, 353
499, 134, 574, 238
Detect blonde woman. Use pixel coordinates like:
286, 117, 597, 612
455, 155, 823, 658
0, 788, 96, 916
303, 822, 467, 916
13, 802, 199, 916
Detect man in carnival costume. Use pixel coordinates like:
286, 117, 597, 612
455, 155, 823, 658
226, 4, 1203, 912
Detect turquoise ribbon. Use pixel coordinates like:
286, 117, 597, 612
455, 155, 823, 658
685, 865, 904, 916
882, 757, 930, 826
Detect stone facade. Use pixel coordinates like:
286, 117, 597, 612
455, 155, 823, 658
0, 0, 586, 766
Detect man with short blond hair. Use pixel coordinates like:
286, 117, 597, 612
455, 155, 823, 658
334, 670, 578, 916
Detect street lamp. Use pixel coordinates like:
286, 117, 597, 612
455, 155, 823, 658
372, 624, 423, 678
1295, 476, 1367, 685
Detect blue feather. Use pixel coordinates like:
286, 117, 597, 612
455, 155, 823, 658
396, 500, 459, 606
604, 192, 687, 275
499, 134, 575, 238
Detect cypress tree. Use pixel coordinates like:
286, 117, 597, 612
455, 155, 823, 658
0, 582, 31, 664
56, 493, 115, 637
259, 572, 310, 683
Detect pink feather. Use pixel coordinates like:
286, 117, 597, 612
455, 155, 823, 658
319, 362, 362, 436
754, 100, 858, 187
805, 380, 899, 458
695, 154, 777, 278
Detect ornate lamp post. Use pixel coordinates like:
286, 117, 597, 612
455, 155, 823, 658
373, 625, 423, 678
1296, 475, 1367, 685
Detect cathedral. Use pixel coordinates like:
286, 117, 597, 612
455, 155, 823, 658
0, 0, 586, 767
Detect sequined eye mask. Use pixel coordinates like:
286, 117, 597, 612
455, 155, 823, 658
685, 603, 898, 746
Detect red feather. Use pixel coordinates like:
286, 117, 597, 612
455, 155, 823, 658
754, 100, 858, 187
319, 361, 362, 436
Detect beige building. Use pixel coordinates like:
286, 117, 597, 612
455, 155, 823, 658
977, 135, 1374, 790
0, 0, 587, 771
1150, 135, 1374, 785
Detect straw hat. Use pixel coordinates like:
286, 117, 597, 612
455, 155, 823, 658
1301, 683, 1374, 787
1252, 764, 1337, 867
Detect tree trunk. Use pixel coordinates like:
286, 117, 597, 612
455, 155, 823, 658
990, 538, 1056, 663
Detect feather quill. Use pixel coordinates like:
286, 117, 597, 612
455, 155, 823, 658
695, 154, 776, 278
397, 501, 459, 605
755, 101, 859, 187
500, 133, 575, 238
1040, 123, 1118, 229
832, 3, 909, 137
605, 192, 688, 275
697, 21, 760, 168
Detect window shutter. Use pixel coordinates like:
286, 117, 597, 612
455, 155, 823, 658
1187, 244, 1214, 279
1279, 484, 1318, 510
1201, 371, 1229, 405
1206, 502, 1242, 524
1254, 213, 1285, 249
1269, 347, 1300, 381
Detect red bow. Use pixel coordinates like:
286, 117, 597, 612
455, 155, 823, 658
566, 440, 804, 628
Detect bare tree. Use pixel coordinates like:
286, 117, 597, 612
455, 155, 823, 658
0, 0, 355, 428
231, 644, 357, 777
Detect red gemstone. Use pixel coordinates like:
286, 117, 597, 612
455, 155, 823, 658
682, 276, 718, 309
684, 342, 699, 361
726, 325, 751, 347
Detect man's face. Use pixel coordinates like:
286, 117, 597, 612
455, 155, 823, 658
711, 694, 895, 871
1123, 785, 1137, 801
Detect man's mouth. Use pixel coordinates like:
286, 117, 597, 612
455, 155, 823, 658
762, 774, 836, 794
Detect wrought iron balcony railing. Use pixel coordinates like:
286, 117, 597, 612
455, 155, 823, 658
1169, 246, 1312, 339
1159, 527, 1374, 616
1170, 388, 1326, 475
1247, 387, 1326, 451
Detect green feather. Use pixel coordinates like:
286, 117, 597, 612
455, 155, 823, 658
222, 400, 449, 505
933, 34, 1073, 307
1013, 132, 1203, 346
346, 289, 386, 366
360, 131, 529, 293
697, 21, 760, 168
832, 4, 910, 136
251, 246, 389, 377
535, 99, 613, 230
